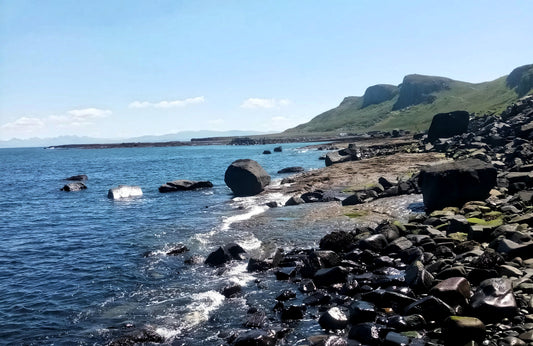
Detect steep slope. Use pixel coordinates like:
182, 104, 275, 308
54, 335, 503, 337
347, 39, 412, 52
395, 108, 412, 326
286, 64, 532, 135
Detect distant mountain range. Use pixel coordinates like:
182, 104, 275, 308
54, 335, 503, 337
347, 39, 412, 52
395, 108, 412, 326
0, 130, 266, 148
285, 63, 533, 135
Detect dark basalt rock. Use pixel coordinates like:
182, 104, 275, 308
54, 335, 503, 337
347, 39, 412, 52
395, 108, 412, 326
263, 150, 271, 155
205, 243, 246, 267
277, 166, 304, 174
159, 179, 213, 192
281, 305, 305, 321
166, 244, 189, 256
65, 174, 88, 181
313, 266, 348, 287
430, 277, 471, 306
427, 111, 470, 142
348, 300, 377, 324
404, 296, 455, 322
443, 316, 486, 345
319, 230, 357, 253
221, 284, 242, 298
285, 195, 305, 206
233, 329, 277, 346
348, 322, 384, 345
273, 146, 282, 152
470, 278, 518, 322
108, 328, 164, 345
318, 307, 348, 331
418, 158, 497, 212
61, 182, 87, 191
224, 159, 271, 196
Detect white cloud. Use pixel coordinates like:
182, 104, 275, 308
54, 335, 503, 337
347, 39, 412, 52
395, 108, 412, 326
1, 117, 45, 131
129, 96, 205, 109
240, 98, 291, 109
67, 108, 111, 120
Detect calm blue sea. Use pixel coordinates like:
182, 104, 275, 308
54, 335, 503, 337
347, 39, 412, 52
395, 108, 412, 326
0, 143, 334, 345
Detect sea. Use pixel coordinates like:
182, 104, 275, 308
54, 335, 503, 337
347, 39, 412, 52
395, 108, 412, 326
0, 142, 353, 345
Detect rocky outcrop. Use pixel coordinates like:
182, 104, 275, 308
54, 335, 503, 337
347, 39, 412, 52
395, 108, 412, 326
393, 74, 452, 110
277, 166, 304, 174
205, 243, 246, 267
60, 182, 87, 191
224, 159, 271, 196
158, 179, 213, 193
427, 111, 470, 142
362, 84, 398, 108
325, 144, 360, 166
507, 64, 533, 96
107, 185, 143, 199
418, 158, 497, 212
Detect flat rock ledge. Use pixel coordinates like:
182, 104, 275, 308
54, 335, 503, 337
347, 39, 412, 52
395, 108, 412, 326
158, 179, 213, 193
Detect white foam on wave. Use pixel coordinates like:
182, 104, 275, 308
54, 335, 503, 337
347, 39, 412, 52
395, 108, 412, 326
225, 262, 256, 286
183, 290, 226, 327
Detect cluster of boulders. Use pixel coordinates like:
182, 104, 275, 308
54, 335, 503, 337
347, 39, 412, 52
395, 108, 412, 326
205, 190, 533, 345
324, 142, 414, 167
60, 174, 88, 191
195, 95, 533, 345
263, 146, 283, 154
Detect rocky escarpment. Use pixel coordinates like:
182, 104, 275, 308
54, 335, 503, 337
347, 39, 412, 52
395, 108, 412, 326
507, 64, 533, 97
392, 74, 452, 110
362, 84, 398, 108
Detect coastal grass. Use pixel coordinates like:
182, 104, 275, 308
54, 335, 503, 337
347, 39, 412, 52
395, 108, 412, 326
285, 76, 520, 135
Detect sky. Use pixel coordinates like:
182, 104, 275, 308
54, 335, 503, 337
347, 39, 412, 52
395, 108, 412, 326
1, 0, 532, 141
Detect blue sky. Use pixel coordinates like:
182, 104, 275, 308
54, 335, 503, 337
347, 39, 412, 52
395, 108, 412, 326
1, 0, 532, 140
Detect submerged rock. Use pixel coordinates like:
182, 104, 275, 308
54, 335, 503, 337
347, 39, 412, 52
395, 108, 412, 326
224, 159, 271, 196
107, 185, 143, 199
60, 182, 87, 191
277, 166, 304, 174
65, 174, 88, 181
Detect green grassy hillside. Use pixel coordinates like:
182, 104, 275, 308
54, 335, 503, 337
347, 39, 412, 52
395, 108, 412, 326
286, 64, 533, 135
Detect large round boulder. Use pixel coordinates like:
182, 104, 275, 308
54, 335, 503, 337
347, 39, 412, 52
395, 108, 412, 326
224, 159, 271, 196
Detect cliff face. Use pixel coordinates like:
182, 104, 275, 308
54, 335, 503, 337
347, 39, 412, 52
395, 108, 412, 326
392, 75, 452, 110
362, 84, 399, 108
506, 64, 533, 97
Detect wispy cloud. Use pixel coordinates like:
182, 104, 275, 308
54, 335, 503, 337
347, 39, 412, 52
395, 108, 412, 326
129, 96, 205, 109
240, 98, 291, 109
49, 108, 112, 127
1, 117, 45, 131
67, 108, 112, 119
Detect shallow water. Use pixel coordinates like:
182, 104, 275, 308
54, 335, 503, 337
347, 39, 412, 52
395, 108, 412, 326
0, 144, 422, 344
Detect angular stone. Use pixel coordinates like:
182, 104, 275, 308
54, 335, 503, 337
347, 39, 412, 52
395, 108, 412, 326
358, 234, 388, 252
430, 277, 471, 306
427, 110, 470, 142
318, 307, 348, 331
313, 266, 348, 287
418, 159, 497, 212
348, 322, 383, 344
470, 278, 518, 322
443, 316, 486, 344
405, 261, 435, 292
281, 305, 305, 321
405, 296, 455, 322
349, 300, 377, 324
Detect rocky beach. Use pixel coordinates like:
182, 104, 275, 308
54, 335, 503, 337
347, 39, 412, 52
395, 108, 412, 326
135, 95, 533, 346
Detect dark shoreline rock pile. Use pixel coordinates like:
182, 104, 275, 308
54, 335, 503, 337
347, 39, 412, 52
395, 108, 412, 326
219, 95, 533, 345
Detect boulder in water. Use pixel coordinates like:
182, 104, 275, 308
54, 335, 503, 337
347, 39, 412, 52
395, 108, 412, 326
65, 174, 88, 181
158, 179, 213, 193
224, 159, 271, 196
107, 185, 143, 199
61, 182, 87, 192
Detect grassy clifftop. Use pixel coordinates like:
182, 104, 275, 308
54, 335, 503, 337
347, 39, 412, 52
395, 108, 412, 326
286, 64, 533, 135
